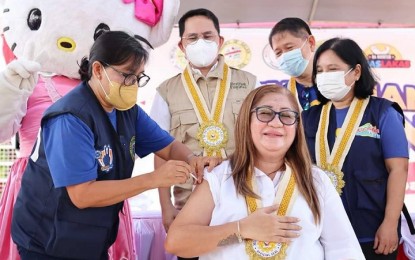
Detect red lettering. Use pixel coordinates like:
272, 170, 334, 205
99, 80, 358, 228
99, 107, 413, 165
381, 59, 411, 68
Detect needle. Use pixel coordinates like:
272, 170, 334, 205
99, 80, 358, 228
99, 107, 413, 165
190, 172, 197, 180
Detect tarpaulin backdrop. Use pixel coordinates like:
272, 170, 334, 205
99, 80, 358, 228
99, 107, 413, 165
138, 27, 415, 211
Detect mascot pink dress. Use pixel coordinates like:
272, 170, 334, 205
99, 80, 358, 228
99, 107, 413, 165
0, 1, 180, 259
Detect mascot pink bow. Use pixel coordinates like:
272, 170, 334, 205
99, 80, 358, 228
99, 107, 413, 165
123, 0, 164, 26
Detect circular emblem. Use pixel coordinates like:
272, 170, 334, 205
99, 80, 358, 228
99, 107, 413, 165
220, 39, 251, 69
364, 43, 402, 60
262, 43, 279, 70
170, 45, 187, 70
252, 240, 282, 257
322, 164, 345, 195
197, 121, 228, 155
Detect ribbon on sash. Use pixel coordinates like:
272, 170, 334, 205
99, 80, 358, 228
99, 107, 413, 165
288, 77, 319, 112
315, 97, 369, 194
181, 64, 231, 157
245, 164, 298, 259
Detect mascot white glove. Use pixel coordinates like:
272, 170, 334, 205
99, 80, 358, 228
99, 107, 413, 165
3, 59, 41, 91
0, 59, 41, 142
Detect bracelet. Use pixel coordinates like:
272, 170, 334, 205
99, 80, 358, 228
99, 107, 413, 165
236, 221, 243, 243
186, 153, 196, 164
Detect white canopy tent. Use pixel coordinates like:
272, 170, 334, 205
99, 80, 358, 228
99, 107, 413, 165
177, 0, 415, 27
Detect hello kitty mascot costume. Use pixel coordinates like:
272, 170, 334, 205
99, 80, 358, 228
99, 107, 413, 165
0, 1, 180, 259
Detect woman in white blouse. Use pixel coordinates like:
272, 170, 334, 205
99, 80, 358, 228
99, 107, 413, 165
165, 85, 364, 260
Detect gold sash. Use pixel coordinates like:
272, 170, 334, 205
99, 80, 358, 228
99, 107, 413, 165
288, 77, 319, 112
315, 97, 369, 194
245, 165, 298, 259
181, 64, 231, 158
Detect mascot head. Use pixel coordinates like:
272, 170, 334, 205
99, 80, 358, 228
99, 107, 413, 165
1, 0, 179, 78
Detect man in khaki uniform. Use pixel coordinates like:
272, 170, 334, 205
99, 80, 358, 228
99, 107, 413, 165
150, 8, 256, 259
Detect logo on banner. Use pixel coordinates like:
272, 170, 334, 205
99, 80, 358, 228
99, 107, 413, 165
220, 39, 251, 69
364, 43, 411, 68
262, 43, 279, 70
170, 45, 187, 70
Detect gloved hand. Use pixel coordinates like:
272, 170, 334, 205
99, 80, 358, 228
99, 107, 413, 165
0, 58, 41, 142
3, 59, 41, 92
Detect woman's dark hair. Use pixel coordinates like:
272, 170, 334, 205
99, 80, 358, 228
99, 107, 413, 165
178, 8, 220, 37
312, 37, 377, 104
268, 17, 312, 47
78, 31, 151, 81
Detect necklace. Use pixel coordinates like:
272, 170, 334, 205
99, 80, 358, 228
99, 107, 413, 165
264, 171, 275, 176
263, 164, 285, 176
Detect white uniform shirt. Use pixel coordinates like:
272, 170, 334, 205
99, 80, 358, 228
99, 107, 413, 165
200, 161, 365, 260
150, 92, 171, 131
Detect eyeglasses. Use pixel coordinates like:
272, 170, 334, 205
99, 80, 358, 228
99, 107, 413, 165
103, 62, 150, 87
181, 32, 217, 45
251, 106, 299, 125
300, 89, 310, 110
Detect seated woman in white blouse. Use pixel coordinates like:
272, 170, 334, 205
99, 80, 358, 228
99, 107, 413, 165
165, 85, 364, 260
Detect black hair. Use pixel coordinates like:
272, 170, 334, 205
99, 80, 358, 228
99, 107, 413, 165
178, 8, 220, 37
78, 31, 151, 82
268, 17, 312, 47
312, 37, 377, 104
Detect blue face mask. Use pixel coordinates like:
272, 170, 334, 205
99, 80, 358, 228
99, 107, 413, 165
275, 39, 310, 77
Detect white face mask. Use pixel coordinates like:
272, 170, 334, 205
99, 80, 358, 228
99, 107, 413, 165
185, 39, 218, 67
275, 38, 310, 77
316, 68, 354, 101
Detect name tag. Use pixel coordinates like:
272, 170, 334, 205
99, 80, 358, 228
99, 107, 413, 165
230, 82, 247, 89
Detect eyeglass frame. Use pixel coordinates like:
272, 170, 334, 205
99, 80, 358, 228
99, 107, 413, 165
102, 62, 150, 87
251, 106, 299, 126
181, 32, 218, 45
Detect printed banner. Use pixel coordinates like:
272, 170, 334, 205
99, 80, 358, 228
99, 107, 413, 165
140, 27, 415, 211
